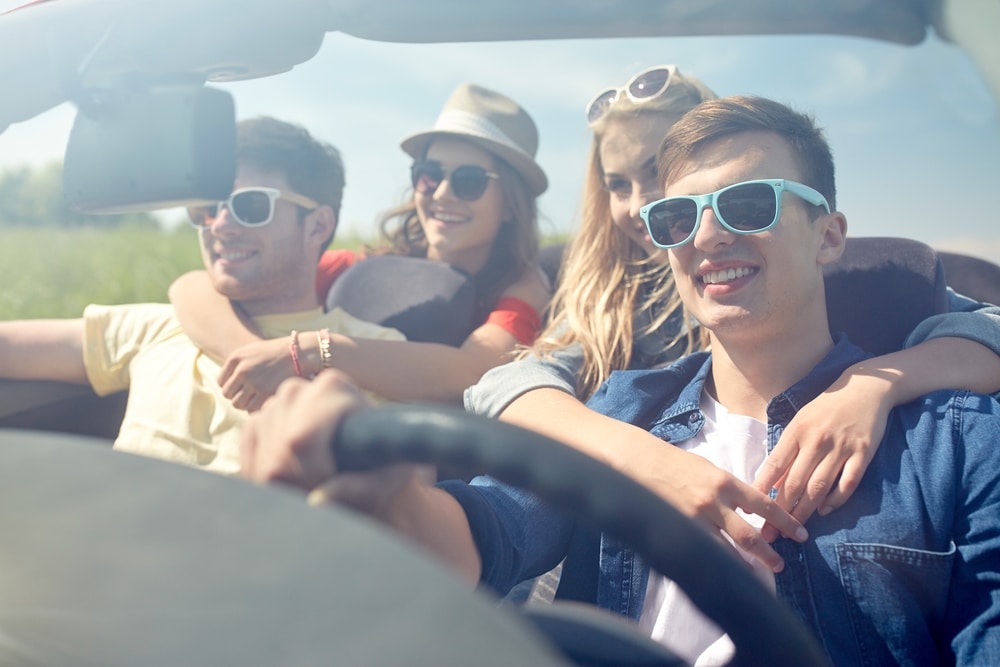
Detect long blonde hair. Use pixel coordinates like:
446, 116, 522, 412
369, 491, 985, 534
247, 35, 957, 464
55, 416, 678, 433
529, 69, 717, 400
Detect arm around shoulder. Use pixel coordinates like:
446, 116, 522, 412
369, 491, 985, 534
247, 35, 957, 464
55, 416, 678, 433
464, 342, 583, 418
168, 269, 262, 360
905, 288, 1000, 356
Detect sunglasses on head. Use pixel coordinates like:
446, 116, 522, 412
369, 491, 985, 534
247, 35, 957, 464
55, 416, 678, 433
186, 187, 319, 228
639, 179, 830, 249
411, 159, 500, 202
585, 64, 678, 126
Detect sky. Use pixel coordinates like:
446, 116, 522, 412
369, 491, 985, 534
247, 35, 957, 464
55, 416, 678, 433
1, 10, 998, 262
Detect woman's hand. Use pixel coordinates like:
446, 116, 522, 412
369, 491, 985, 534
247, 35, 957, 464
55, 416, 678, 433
218, 337, 302, 412
752, 365, 895, 539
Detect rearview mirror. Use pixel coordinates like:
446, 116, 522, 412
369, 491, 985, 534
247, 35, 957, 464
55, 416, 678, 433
63, 85, 235, 214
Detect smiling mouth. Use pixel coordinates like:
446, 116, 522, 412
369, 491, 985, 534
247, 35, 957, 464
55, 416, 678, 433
216, 250, 254, 261
430, 210, 468, 224
700, 266, 758, 285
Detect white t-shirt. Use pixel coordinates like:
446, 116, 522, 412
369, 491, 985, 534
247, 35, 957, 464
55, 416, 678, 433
637, 390, 777, 666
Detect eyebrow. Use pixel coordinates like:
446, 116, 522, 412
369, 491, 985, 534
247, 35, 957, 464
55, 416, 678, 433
603, 155, 658, 182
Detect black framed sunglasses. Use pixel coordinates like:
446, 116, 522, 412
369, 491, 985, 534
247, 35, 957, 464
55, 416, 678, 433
639, 179, 830, 249
187, 187, 319, 228
585, 64, 677, 126
410, 160, 499, 202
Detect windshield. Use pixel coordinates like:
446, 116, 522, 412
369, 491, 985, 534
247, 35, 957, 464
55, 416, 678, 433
1, 9, 997, 261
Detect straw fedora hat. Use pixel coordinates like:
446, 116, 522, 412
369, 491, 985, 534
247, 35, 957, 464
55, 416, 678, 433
400, 83, 548, 196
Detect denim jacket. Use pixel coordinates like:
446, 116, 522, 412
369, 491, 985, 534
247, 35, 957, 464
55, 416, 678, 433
443, 336, 1000, 666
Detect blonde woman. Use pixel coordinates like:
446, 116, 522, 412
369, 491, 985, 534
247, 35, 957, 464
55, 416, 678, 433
465, 65, 1000, 568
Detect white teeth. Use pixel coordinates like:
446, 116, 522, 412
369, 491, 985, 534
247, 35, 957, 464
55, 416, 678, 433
432, 212, 466, 223
702, 266, 756, 285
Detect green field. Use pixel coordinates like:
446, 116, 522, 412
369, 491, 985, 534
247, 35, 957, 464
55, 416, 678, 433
0, 226, 371, 320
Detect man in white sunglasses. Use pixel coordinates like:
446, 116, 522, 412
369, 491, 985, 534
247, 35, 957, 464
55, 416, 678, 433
0, 117, 403, 475
241, 96, 1000, 664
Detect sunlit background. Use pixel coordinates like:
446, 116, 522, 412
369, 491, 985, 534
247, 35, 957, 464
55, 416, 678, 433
2, 3, 998, 261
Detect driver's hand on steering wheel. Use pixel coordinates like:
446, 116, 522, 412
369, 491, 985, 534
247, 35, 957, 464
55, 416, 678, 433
239, 370, 436, 517
240, 370, 368, 490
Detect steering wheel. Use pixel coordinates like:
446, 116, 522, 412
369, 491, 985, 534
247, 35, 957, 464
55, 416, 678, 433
334, 403, 829, 667
0, 404, 827, 666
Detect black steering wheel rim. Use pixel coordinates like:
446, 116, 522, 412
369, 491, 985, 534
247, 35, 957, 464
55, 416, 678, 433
335, 403, 829, 667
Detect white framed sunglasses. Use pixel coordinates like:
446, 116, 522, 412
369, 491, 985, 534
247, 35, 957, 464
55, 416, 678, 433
187, 187, 319, 228
585, 64, 679, 125
639, 179, 830, 249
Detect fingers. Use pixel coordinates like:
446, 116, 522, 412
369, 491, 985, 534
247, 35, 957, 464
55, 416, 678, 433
228, 386, 267, 413
752, 449, 792, 497
818, 457, 867, 515
718, 509, 786, 573
734, 482, 808, 545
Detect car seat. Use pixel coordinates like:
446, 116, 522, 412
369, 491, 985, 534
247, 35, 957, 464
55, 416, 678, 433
824, 236, 949, 355
937, 251, 1000, 306
326, 254, 478, 346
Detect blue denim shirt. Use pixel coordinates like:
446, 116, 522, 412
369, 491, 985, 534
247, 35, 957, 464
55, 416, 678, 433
443, 336, 1000, 666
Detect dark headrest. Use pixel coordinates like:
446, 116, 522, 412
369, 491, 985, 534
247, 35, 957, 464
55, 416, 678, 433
325, 255, 478, 346
824, 236, 948, 356
937, 251, 1000, 306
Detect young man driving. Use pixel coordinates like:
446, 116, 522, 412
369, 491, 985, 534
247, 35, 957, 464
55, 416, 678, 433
239, 97, 1000, 664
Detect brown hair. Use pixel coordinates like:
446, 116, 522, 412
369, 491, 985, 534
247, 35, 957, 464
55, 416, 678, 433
236, 117, 346, 252
658, 95, 836, 210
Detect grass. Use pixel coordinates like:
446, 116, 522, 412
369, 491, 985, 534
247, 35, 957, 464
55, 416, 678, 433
0, 225, 561, 321
0, 226, 373, 320
0, 225, 199, 320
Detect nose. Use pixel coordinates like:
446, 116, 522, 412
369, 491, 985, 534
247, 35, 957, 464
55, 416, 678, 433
429, 175, 459, 201
691, 205, 735, 251
208, 203, 241, 236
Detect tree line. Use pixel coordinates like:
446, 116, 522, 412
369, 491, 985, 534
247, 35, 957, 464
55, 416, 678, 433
0, 162, 157, 227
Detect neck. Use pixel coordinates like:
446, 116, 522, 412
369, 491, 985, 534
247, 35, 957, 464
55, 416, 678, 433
237, 277, 320, 319
706, 319, 835, 421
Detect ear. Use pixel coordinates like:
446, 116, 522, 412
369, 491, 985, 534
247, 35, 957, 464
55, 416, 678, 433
304, 205, 338, 252
815, 210, 847, 266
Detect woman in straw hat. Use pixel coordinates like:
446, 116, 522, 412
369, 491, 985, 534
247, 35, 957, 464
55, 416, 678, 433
169, 83, 550, 408
465, 64, 1000, 570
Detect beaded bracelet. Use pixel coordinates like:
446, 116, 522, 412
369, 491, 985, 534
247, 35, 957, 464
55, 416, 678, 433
289, 330, 304, 377
316, 328, 333, 370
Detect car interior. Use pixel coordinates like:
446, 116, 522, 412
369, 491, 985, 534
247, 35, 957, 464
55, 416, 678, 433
1, 0, 998, 665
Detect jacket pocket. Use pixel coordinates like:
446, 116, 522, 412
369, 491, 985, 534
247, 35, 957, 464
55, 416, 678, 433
836, 541, 955, 667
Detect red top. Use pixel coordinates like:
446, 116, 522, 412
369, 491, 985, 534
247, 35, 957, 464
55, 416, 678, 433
315, 249, 362, 299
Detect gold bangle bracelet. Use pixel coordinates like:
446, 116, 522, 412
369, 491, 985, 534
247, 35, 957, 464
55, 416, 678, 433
317, 328, 333, 370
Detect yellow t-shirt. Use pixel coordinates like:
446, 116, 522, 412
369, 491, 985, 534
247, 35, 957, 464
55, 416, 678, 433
82, 303, 404, 476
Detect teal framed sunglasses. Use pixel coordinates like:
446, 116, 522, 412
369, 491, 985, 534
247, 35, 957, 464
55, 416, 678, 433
639, 179, 830, 249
